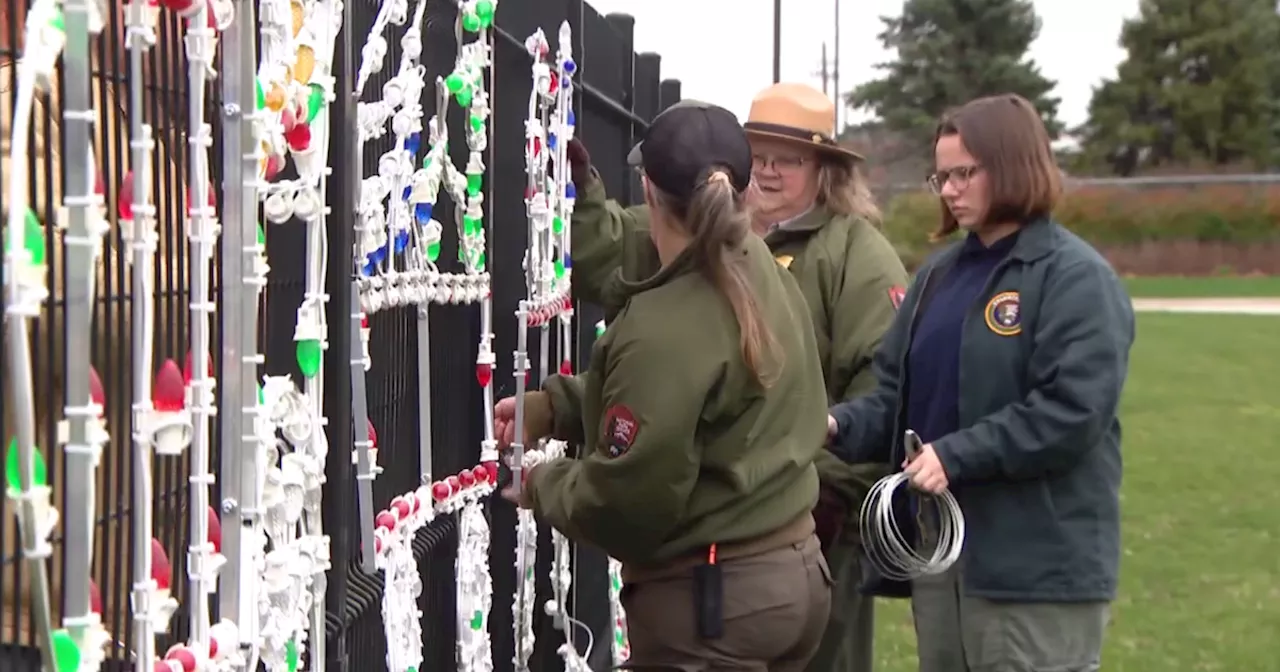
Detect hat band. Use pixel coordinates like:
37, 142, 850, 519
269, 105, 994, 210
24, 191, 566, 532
744, 121, 837, 147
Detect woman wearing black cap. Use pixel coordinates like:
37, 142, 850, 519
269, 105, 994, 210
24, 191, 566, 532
494, 103, 834, 670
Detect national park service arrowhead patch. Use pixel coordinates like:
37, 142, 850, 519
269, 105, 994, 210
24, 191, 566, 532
603, 405, 639, 458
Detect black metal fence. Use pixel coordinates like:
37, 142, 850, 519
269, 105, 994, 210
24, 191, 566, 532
0, 0, 680, 670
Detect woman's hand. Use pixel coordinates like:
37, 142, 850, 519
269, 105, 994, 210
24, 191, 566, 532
903, 443, 950, 494
500, 464, 538, 509
494, 397, 517, 449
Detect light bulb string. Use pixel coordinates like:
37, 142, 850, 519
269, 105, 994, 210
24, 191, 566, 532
182, 0, 224, 655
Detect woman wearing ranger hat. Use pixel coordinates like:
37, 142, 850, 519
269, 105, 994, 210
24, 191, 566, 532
561, 82, 905, 672
494, 102, 833, 669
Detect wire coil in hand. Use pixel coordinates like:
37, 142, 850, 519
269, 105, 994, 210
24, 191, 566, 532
859, 471, 966, 581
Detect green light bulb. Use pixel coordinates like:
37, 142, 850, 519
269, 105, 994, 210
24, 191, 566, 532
476, 251, 486, 271
463, 216, 478, 236
475, 0, 495, 26
51, 629, 79, 672
285, 638, 299, 672
296, 339, 322, 378
422, 155, 433, 169
5, 438, 47, 491
445, 73, 464, 93
255, 79, 265, 110
554, 257, 565, 279
552, 216, 564, 234
306, 84, 325, 123
12, 208, 45, 264
50, 9, 65, 32
615, 629, 625, 646
257, 384, 265, 405
256, 222, 266, 246
470, 609, 484, 630
461, 11, 481, 32
595, 321, 606, 338
466, 173, 482, 197
469, 114, 484, 133
456, 89, 473, 108
426, 240, 441, 262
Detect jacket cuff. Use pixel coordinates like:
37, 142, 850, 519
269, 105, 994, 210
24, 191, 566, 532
930, 435, 967, 484
541, 376, 586, 444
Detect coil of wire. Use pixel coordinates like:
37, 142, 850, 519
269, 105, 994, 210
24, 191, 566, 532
859, 431, 966, 581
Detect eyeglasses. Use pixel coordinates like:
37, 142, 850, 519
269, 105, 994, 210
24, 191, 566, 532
752, 153, 807, 174
926, 164, 982, 194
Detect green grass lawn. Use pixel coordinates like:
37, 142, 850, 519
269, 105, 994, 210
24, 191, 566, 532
872, 312, 1280, 671
1124, 275, 1280, 298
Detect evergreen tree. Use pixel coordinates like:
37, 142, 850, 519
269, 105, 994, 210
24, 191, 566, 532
1076, 0, 1280, 175
847, 0, 1062, 156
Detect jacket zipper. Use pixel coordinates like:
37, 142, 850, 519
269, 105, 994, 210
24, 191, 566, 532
889, 266, 934, 465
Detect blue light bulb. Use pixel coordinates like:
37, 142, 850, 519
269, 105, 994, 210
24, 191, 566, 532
568, 110, 576, 126
564, 59, 576, 74
415, 202, 433, 224
563, 253, 572, 268
565, 183, 576, 199
401, 185, 412, 200
394, 230, 410, 253
405, 132, 421, 155
548, 133, 557, 150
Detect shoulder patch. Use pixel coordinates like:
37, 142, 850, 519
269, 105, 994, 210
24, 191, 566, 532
775, 254, 793, 269
887, 285, 906, 310
603, 405, 640, 458
984, 291, 1022, 336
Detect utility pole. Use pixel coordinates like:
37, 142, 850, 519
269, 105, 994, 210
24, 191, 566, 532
818, 43, 830, 95
773, 0, 781, 82
833, 0, 841, 132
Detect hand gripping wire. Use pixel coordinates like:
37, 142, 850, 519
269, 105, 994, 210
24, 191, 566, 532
858, 430, 965, 581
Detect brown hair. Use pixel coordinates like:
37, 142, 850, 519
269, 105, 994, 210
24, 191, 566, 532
932, 93, 1062, 240
648, 171, 781, 386
816, 156, 882, 225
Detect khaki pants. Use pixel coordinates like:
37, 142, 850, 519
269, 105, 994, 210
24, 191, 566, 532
621, 534, 833, 671
911, 566, 1109, 672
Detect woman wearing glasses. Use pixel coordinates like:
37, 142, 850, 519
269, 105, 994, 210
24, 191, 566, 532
828, 94, 1134, 672
562, 83, 907, 672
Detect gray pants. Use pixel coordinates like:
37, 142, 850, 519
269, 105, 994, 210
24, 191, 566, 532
911, 566, 1109, 672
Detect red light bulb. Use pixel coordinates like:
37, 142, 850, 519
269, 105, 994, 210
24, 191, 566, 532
525, 369, 532, 386
284, 122, 312, 152
391, 497, 410, 519
374, 536, 383, 554
89, 578, 102, 614
89, 365, 105, 410
407, 492, 420, 513
151, 538, 171, 590
183, 350, 214, 385
360, 314, 369, 329
375, 510, 396, 530
265, 152, 286, 180
446, 475, 461, 492
475, 362, 493, 387
471, 465, 489, 484
431, 481, 450, 502
94, 171, 105, 197
559, 360, 572, 376
208, 506, 222, 554
482, 461, 498, 484
367, 420, 377, 447
117, 171, 135, 221
458, 469, 475, 488
185, 182, 217, 216
164, 645, 197, 672
548, 75, 559, 95
152, 359, 186, 412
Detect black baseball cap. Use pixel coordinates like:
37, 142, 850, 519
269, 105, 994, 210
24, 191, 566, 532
629, 101, 753, 201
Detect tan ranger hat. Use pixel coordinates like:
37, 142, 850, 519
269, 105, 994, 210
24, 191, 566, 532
743, 83, 864, 161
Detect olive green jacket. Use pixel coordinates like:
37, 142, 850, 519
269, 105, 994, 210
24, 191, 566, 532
529, 235, 828, 567
567, 168, 908, 516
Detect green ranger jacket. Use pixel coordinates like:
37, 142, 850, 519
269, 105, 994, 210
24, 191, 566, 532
567, 168, 909, 528
528, 235, 829, 567
830, 218, 1134, 600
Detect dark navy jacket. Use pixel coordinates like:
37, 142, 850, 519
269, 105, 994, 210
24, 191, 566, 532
830, 218, 1135, 602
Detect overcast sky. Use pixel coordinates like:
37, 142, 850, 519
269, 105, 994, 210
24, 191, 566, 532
583, 0, 1140, 129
